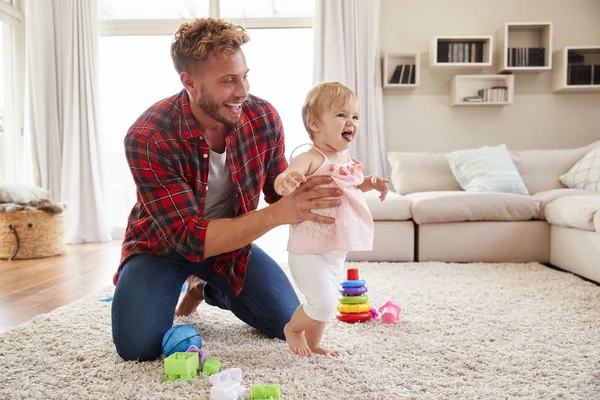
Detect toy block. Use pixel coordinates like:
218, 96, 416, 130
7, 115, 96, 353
164, 352, 199, 382
186, 345, 209, 369
202, 356, 222, 376
210, 379, 245, 400
250, 384, 281, 400
209, 367, 243, 386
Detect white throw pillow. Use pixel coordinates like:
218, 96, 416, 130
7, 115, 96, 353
0, 182, 50, 204
559, 148, 600, 194
447, 144, 529, 195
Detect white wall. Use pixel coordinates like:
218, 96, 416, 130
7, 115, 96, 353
380, 0, 600, 153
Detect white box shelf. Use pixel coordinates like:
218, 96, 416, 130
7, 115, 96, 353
496, 22, 552, 73
450, 74, 514, 107
382, 52, 419, 91
553, 46, 600, 92
430, 35, 493, 69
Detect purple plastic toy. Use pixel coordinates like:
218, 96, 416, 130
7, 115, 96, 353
186, 345, 209, 368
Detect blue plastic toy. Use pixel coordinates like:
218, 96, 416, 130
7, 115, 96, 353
162, 324, 203, 357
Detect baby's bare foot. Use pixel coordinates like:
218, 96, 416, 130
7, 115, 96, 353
175, 277, 205, 316
284, 324, 312, 356
309, 345, 339, 357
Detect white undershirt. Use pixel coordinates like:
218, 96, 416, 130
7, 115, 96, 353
203, 149, 238, 220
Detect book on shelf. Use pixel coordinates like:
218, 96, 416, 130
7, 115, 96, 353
567, 64, 600, 85
462, 96, 483, 102
437, 41, 484, 63
475, 86, 508, 102
389, 64, 416, 84
507, 47, 545, 67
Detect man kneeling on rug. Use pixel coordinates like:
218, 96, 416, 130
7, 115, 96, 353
110, 18, 342, 361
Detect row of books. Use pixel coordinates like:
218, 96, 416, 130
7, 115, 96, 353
567, 65, 600, 85
507, 48, 545, 67
463, 86, 508, 103
389, 64, 416, 84
437, 41, 485, 63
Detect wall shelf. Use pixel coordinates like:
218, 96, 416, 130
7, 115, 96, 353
382, 52, 419, 91
429, 35, 493, 69
552, 46, 600, 92
450, 74, 514, 107
496, 22, 552, 73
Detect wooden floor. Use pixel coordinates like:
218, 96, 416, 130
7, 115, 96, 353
0, 241, 121, 333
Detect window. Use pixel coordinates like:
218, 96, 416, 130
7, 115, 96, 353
0, 25, 5, 180
220, 0, 314, 19
0, 1, 24, 182
98, 0, 208, 20
98, 1, 314, 260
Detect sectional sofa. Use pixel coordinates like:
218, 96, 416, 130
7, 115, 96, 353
347, 141, 600, 284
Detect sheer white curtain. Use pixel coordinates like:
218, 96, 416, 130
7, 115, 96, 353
24, 0, 111, 243
313, 0, 387, 177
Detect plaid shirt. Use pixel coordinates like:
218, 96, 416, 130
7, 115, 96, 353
113, 90, 287, 295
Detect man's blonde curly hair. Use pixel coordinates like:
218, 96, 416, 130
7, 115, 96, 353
171, 18, 249, 74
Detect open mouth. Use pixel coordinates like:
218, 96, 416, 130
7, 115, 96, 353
224, 102, 244, 114
341, 130, 353, 142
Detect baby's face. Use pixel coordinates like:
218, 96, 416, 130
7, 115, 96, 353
313, 97, 360, 152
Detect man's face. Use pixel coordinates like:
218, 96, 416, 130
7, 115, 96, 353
190, 49, 250, 127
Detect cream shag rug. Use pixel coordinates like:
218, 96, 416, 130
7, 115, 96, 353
1, 262, 599, 400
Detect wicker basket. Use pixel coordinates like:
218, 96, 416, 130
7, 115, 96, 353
0, 210, 66, 260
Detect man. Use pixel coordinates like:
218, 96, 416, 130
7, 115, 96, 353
111, 18, 341, 361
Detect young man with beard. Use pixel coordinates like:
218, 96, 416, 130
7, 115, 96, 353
111, 18, 342, 361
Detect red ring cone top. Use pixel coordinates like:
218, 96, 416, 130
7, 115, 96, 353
347, 268, 359, 281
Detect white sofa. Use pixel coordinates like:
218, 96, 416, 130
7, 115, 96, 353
348, 141, 600, 284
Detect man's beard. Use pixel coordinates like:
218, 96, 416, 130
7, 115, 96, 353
197, 84, 244, 127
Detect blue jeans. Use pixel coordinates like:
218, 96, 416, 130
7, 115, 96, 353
111, 245, 299, 361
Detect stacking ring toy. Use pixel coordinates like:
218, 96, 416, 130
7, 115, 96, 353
339, 286, 367, 295
338, 294, 368, 304
341, 279, 366, 288
335, 311, 371, 323
337, 302, 370, 313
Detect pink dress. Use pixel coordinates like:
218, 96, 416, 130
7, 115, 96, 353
287, 148, 374, 254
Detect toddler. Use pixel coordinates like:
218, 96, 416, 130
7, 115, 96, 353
274, 82, 388, 356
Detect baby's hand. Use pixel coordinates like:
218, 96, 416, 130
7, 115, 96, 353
370, 176, 390, 201
277, 170, 307, 196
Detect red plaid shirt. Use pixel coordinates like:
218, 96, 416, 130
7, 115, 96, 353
113, 90, 287, 295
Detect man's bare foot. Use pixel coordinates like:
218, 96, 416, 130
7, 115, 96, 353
175, 276, 205, 316
284, 323, 312, 356
309, 345, 339, 357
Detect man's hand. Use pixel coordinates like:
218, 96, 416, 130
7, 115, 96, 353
275, 170, 307, 196
370, 176, 390, 201
272, 176, 341, 225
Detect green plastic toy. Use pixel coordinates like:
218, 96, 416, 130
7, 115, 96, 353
202, 356, 222, 376
251, 384, 281, 400
164, 352, 199, 382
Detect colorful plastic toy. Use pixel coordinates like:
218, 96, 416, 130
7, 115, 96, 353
336, 268, 372, 323
338, 294, 368, 304
164, 352, 199, 382
339, 286, 367, 296
186, 345, 209, 369
251, 384, 281, 400
209, 368, 245, 400
202, 356, 222, 376
378, 300, 402, 324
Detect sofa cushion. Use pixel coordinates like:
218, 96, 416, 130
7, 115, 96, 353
545, 194, 600, 232
364, 191, 412, 221
559, 148, 600, 194
405, 191, 540, 224
387, 152, 461, 194
533, 188, 595, 220
512, 141, 600, 194
448, 144, 528, 195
